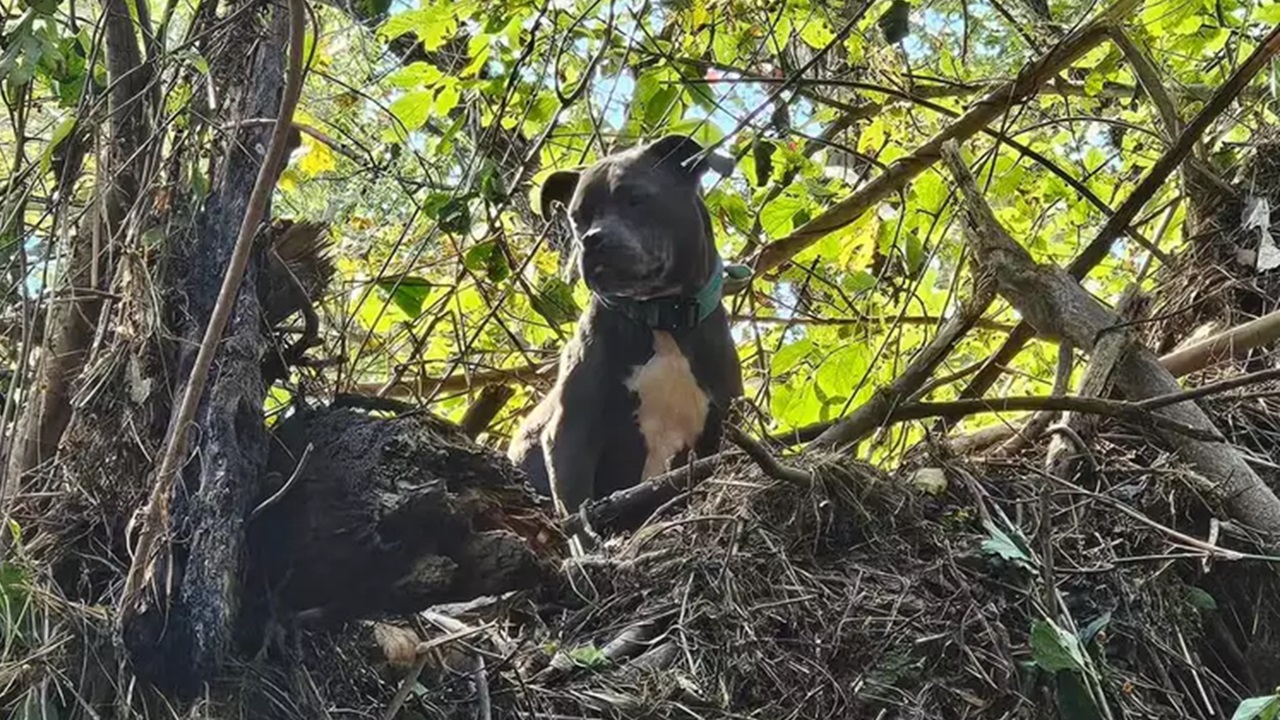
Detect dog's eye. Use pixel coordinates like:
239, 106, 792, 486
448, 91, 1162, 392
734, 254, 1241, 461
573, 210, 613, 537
617, 185, 651, 206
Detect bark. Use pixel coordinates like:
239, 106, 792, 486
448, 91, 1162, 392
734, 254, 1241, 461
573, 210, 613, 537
120, 2, 290, 697
941, 141, 1280, 544
245, 407, 555, 626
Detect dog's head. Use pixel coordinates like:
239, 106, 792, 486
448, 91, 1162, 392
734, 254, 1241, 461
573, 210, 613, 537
537, 134, 735, 300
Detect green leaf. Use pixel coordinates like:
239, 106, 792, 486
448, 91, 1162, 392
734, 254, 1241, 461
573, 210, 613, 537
1186, 586, 1218, 610
463, 241, 510, 282
797, 17, 836, 49
980, 518, 1034, 570
1054, 671, 1103, 720
478, 162, 506, 203
1257, 4, 1280, 22
434, 78, 461, 117
1079, 612, 1111, 646
434, 196, 472, 235
760, 192, 808, 239
22, 0, 59, 15
771, 338, 813, 376
815, 344, 868, 397
530, 276, 580, 326
1031, 619, 1088, 674
375, 276, 435, 318
1232, 695, 1280, 720
389, 90, 434, 131
39, 114, 76, 174
386, 62, 444, 89
643, 85, 681, 130
567, 645, 609, 669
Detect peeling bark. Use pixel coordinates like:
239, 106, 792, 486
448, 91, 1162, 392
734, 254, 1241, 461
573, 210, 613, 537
942, 141, 1280, 544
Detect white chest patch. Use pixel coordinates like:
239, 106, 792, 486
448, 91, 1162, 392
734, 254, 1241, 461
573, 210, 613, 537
624, 330, 710, 479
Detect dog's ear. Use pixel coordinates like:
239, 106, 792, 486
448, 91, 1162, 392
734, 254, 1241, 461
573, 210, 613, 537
647, 134, 736, 178
538, 170, 582, 221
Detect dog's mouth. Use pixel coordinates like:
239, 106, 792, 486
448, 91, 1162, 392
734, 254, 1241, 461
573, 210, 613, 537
581, 258, 668, 299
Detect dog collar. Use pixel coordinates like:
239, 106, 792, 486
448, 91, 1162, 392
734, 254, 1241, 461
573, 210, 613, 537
596, 257, 753, 332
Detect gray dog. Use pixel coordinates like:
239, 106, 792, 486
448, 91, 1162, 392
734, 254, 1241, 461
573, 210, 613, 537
508, 134, 744, 526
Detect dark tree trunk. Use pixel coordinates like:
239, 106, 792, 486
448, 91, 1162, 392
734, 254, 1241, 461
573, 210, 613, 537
121, 1, 287, 696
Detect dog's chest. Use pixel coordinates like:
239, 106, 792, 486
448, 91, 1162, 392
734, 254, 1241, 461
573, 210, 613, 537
624, 330, 710, 479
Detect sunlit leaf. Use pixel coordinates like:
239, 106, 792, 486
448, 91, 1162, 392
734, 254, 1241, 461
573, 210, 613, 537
389, 90, 434, 131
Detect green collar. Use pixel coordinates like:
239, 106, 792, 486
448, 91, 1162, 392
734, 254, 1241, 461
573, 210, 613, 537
596, 257, 753, 332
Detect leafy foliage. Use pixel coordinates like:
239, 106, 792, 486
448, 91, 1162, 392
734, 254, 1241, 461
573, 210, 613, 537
7, 0, 1280, 446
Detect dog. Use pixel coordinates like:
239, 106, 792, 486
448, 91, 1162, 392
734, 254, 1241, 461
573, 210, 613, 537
508, 134, 744, 525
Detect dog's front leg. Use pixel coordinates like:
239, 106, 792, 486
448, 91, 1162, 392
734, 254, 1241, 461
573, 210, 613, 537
540, 353, 605, 523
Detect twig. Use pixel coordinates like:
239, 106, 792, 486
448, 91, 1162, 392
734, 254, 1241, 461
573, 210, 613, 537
249, 443, 313, 522
1053, 477, 1280, 563
1160, 306, 1280, 376
892, 395, 1220, 440
940, 138, 1280, 544
459, 385, 516, 439
1136, 367, 1280, 411
724, 425, 811, 485
120, 0, 307, 616
421, 612, 493, 720
561, 453, 732, 537
729, 312, 1014, 333
813, 271, 997, 448
994, 342, 1072, 456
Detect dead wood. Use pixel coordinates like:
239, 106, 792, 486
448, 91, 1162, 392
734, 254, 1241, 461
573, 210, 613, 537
119, 0, 305, 697
248, 407, 555, 622
3, 0, 151, 520
941, 140, 1280, 544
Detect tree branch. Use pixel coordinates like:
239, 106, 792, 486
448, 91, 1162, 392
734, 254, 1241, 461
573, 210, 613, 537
950, 22, 1280, 414
748, 0, 1141, 278
941, 139, 1280, 544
